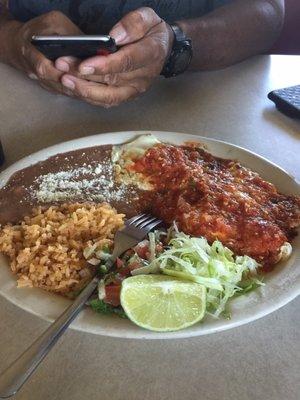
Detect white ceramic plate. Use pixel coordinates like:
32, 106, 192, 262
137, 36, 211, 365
0, 131, 299, 339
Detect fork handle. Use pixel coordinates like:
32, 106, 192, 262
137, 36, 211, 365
0, 276, 99, 399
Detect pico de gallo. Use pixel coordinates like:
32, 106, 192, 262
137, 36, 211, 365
84, 226, 263, 320
85, 230, 167, 317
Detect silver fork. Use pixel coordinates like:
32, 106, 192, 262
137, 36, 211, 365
0, 214, 162, 399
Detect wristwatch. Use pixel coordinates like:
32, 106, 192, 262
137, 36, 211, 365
161, 24, 193, 78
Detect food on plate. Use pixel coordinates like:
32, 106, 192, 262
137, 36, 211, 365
89, 228, 263, 330
0, 203, 124, 294
113, 135, 299, 268
0, 133, 299, 332
112, 134, 160, 190
120, 275, 206, 332
0, 145, 141, 225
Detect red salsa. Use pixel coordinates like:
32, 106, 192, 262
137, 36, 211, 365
131, 144, 300, 268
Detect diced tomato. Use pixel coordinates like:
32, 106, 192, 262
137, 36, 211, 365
116, 257, 124, 269
118, 267, 131, 277
155, 243, 164, 253
104, 284, 121, 306
128, 261, 142, 272
124, 249, 135, 257
113, 274, 124, 284
134, 243, 149, 259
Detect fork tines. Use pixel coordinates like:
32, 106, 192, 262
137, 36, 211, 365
125, 214, 162, 230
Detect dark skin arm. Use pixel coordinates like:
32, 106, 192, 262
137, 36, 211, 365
0, 0, 284, 106
59, 0, 284, 107
0, 2, 81, 94
177, 0, 285, 70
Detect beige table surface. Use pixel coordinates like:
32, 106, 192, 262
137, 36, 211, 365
0, 55, 299, 400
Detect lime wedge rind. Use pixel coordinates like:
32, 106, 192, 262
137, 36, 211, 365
120, 275, 206, 332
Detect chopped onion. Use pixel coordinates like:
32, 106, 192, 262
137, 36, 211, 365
87, 257, 101, 266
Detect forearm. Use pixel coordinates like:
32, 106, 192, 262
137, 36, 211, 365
177, 0, 284, 70
0, 1, 22, 65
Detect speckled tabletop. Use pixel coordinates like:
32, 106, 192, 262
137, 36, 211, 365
0, 55, 299, 400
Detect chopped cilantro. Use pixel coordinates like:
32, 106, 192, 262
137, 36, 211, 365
101, 244, 111, 253
90, 299, 127, 318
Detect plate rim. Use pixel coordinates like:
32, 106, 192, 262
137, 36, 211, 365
0, 130, 299, 340
1, 130, 299, 187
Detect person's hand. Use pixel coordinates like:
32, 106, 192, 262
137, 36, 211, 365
6, 11, 82, 95
58, 7, 174, 107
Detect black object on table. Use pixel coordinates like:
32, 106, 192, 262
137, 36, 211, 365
0, 141, 4, 166
268, 84, 300, 119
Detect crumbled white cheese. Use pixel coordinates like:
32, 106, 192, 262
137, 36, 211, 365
30, 159, 136, 204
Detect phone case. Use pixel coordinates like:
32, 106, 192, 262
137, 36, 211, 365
268, 85, 300, 118
31, 37, 117, 60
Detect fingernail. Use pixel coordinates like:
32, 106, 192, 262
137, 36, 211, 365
61, 56, 78, 63
110, 26, 127, 44
62, 77, 75, 90
28, 73, 38, 80
56, 60, 70, 72
80, 66, 95, 75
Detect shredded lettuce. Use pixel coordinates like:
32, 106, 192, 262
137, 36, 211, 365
95, 250, 111, 261
131, 260, 161, 276
148, 232, 156, 262
130, 231, 162, 275
93, 227, 264, 320
147, 232, 264, 317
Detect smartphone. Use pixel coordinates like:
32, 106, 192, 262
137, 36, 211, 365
31, 35, 117, 60
268, 84, 300, 119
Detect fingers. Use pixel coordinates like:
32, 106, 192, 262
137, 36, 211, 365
23, 44, 62, 81
55, 56, 81, 73
20, 11, 83, 81
38, 81, 62, 95
85, 65, 158, 86
109, 7, 162, 45
78, 11, 171, 77
83, 74, 152, 94
79, 35, 161, 76
38, 79, 74, 97
19, 8, 167, 106
61, 75, 139, 107
78, 8, 163, 76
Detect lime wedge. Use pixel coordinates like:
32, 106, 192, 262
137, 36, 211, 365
120, 275, 206, 332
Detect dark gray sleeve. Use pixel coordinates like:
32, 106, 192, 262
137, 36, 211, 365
8, 0, 72, 21
207, 0, 234, 12
8, 0, 233, 33
8, 0, 36, 21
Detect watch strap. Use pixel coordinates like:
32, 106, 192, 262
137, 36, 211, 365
161, 23, 192, 78
170, 24, 187, 42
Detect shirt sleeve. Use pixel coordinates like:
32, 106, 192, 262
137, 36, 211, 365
8, 0, 235, 32
8, 0, 71, 21
212, 0, 234, 9
8, 0, 37, 21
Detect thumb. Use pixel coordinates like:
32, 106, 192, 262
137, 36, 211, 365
109, 7, 162, 45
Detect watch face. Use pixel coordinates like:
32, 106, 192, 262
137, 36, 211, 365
161, 36, 192, 78
173, 44, 192, 75
175, 50, 192, 73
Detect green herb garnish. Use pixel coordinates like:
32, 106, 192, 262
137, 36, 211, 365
90, 299, 127, 318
